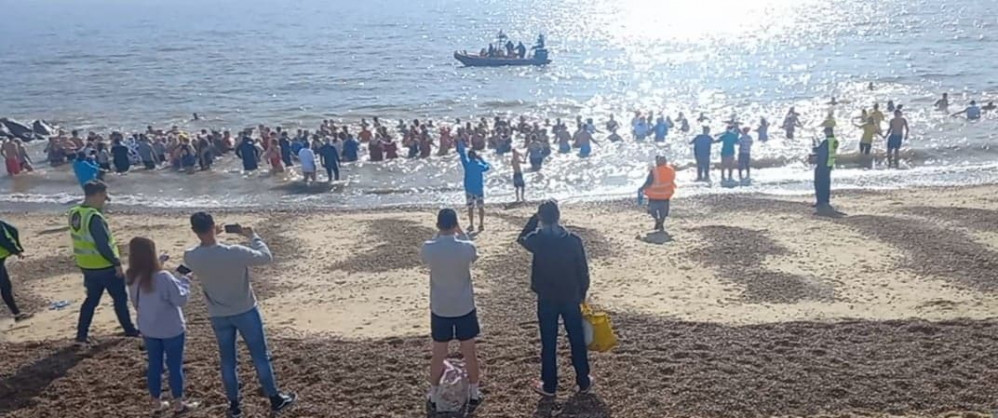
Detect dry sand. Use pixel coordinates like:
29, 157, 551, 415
1, 185, 997, 417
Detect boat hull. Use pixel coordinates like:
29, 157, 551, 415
454, 52, 550, 67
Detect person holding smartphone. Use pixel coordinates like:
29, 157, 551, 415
183, 212, 296, 418
420, 208, 483, 409
125, 237, 198, 414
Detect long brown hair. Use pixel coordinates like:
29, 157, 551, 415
126, 237, 161, 293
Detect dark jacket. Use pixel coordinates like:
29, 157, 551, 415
517, 215, 590, 304
0, 220, 24, 258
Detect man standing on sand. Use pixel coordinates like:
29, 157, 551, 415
517, 200, 592, 397
69, 181, 139, 347
457, 139, 490, 231
183, 213, 297, 418
884, 109, 909, 169
637, 156, 677, 232
512, 148, 526, 202
813, 128, 839, 212
420, 209, 483, 411
0, 219, 32, 322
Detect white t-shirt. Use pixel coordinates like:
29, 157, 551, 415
298, 148, 316, 172
739, 133, 754, 154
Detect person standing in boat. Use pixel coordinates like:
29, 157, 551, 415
516, 42, 527, 59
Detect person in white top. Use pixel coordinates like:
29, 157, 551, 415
297, 141, 317, 185
737, 126, 754, 181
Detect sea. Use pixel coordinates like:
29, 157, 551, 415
1, 0, 997, 210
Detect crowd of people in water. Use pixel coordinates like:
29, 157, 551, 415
4, 91, 996, 193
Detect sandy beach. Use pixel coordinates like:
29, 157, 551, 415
2, 185, 998, 417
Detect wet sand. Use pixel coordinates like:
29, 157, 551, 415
1, 185, 998, 417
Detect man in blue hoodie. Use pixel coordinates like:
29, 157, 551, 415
72, 152, 103, 188
457, 140, 490, 231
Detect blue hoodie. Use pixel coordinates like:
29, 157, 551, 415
457, 141, 490, 197
73, 157, 100, 187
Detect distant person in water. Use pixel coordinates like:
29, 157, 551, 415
884, 109, 909, 169
716, 125, 740, 182
457, 140, 490, 231
319, 138, 340, 182
638, 156, 677, 232
606, 114, 619, 135
73, 152, 104, 187
653, 116, 669, 142
556, 125, 572, 153
575, 128, 597, 158
512, 148, 526, 202
2, 139, 21, 176
235, 135, 260, 172
265, 139, 285, 174
737, 126, 754, 181
854, 117, 883, 156
342, 133, 359, 162
527, 138, 546, 171
887, 100, 896, 112
298, 141, 317, 186
690, 126, 713, 182
696, 113, 710, 123
983, 101, 997, 112
279, 132, 293, 168
869, 103, 886, 128
677, 112, 690, 133
757, 117, 770, 142
934, 93, 949, 111
782, 107, 802, 139
111, 138, 131, 174
951, 100, 982, 120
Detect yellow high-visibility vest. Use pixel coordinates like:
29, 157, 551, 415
68, 206, 118, 269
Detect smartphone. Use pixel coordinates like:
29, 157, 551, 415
176, 265, 192, 275
224, 224, 243, 234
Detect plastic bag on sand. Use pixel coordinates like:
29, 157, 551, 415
582, 303, 618, 353
436, 359, 470, 413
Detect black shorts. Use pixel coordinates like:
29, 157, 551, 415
513, 172, 525, 188
648, 199, 670, 218
431, 309, 480, 343
738, 153, 750, 170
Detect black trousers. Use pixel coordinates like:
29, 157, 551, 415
0, 257, 21, 315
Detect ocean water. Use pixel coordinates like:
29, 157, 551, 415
1, 0, 997, 209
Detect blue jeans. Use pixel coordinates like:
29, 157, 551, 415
76, 268, 137, 342
145, 333, 186, 399
210, 307, 279, 402
537, 300, 590, 393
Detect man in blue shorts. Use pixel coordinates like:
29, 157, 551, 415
458, 140, 491, 231
884, 110, 909, 169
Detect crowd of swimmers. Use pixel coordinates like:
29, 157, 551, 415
5, 92, 997, 193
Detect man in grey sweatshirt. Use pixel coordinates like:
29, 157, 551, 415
183, 212, 296, 418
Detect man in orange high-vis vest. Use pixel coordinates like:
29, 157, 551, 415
638, 156, 677, 232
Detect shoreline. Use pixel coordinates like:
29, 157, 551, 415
2, 182, 995, 216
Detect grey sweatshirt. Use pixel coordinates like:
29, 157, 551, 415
129, 270, 190, 339
183, 235, 273, 317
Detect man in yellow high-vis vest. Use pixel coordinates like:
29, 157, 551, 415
0, 219, 32, 321
70, 180, 137, 347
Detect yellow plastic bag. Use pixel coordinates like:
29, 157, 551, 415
581, 303, 618, 353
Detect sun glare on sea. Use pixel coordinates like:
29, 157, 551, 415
608, 0, 820, 44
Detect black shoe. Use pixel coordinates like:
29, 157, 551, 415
226, 404, 243, 418
270, 392, 297, 414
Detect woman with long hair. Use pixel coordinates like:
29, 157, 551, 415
126, 237, 197, 413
